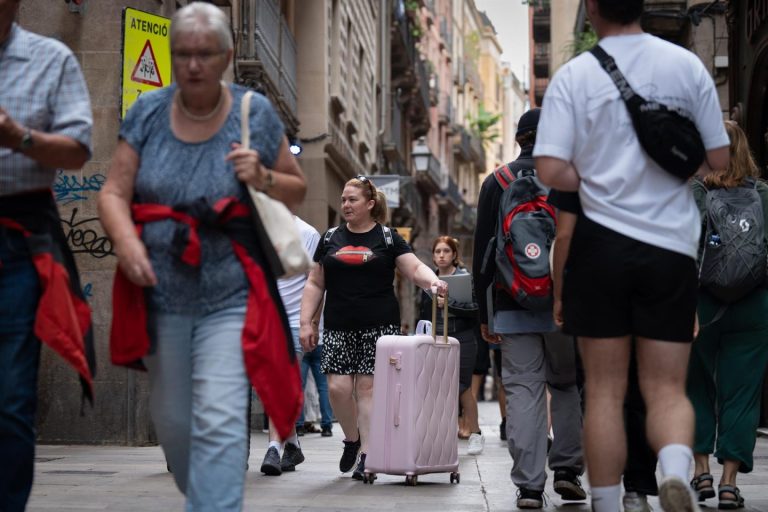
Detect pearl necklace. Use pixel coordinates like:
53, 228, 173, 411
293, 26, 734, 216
176, 81, 226, 122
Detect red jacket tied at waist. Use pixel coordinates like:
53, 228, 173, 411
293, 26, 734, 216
0, 190, 95, 402
109, 197, 302, 439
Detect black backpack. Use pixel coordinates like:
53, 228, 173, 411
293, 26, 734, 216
698, 178, 766, 303
482, 164, 556, 311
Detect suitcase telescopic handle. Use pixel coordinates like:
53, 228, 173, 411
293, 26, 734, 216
431, 291, 449, 344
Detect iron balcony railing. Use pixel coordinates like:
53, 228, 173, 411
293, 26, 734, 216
239, 0, 297, 118
454, 125, 472, 161
442, 175, 462, 209
415, 59, 431, 115
470, 132, 485, 167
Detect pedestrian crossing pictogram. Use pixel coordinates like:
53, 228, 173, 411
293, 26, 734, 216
131, 40, 163, 87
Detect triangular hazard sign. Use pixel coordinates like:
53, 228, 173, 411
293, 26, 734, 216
131, 40, 163, 87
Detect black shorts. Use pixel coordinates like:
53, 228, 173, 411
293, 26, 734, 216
562, 215, 697, 342
473, 336, 491, 375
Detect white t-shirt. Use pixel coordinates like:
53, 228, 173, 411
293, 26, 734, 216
533, 33, 729, 258
277, 216, 320, 329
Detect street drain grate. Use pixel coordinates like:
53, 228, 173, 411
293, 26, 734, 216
43, 470, 117, 476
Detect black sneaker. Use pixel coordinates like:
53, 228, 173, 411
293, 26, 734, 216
516, 487, 544, 509
352, 453, 367, 480
339, 436, 361, 473
296, 425, 305, 437
280, 442, 305, 472
553, 467, 587, 501
500, 418, 507, 441
321, 425, 333, 437
260, 446, 282, 476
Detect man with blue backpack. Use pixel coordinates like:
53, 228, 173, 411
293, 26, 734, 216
472, 108, 585, 509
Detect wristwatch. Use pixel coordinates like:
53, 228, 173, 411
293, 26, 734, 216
18, 129, 33, 151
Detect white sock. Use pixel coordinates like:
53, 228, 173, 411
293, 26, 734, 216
658, 443, 693, 482
284, 433, 300, 447
590, 484, 622, 512
268, 440, 281, 452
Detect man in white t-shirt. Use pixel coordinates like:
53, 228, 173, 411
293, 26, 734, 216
533, 1, 729, 511
260, 216, 321, 476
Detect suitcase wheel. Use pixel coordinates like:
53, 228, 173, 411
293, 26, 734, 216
405, 475, 418, 486
450, 472, 460, 484
362, 472, 376, 484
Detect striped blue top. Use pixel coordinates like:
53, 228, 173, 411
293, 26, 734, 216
0, 24, 93, 195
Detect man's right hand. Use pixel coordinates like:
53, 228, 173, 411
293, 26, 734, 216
480, 323, 501, 344
0, 107, 24, 149
553, 298, 564, 328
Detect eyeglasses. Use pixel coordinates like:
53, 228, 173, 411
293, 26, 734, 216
355, 175, 369, 183
172, 50, 226, 65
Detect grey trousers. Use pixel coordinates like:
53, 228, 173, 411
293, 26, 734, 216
500, 331, 584, 490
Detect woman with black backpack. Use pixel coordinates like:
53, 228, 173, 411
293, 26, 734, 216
688, 120, 768, 510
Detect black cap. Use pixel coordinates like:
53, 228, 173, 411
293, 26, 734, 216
516, 108, 541, 137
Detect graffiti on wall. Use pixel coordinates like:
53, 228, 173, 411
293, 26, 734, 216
61, 208, 114, 259
54, 170, 106, 205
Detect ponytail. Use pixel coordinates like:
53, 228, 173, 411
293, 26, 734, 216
371, 190, 388, 224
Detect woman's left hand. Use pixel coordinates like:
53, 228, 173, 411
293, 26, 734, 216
226, 142, 267, 190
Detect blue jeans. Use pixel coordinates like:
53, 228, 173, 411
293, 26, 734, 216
0, 228, 41, 512
144, 306, 250, 512
297, 344, 333, 429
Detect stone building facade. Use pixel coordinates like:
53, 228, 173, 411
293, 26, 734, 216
18, 0, 505, 444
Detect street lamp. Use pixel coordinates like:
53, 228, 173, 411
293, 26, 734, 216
411, 137, 432, 174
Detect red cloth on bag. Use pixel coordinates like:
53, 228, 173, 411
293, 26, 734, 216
109, 198, 302, 439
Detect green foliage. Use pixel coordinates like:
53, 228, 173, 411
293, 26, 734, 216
565, 27, 598, 58
405, 0, 423, 39
468, 104, 502, 146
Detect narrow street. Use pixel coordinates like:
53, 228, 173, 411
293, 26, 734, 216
27, 402, 768, 511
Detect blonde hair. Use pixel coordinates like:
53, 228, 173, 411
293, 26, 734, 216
703, 120, 760, 189
346, 177, 388, 224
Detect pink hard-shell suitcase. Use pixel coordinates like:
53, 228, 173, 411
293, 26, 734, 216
363, 298, 461, 486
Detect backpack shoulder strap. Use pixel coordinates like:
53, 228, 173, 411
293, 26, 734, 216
493, 164, 516, 190
323, 225, 340, 244
381, 225, 394, 248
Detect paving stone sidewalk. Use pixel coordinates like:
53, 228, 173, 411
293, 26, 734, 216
27, 402, 768, 511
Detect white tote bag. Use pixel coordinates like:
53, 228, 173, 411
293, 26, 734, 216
241, 90, 312, 278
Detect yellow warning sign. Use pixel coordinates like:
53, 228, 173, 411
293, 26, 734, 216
121, 8, 171, 118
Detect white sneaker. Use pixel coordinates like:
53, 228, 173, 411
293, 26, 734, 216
659, 476, 700, 512
623, 491, 652, 512
467, 433, 484, 455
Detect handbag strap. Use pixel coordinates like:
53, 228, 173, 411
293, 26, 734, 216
240, 90, 253, 151
590, 45, 646, 116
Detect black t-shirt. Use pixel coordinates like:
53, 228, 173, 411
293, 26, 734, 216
314, 223, 412, 330
547, 189, 582, 215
